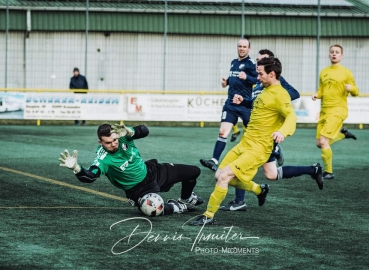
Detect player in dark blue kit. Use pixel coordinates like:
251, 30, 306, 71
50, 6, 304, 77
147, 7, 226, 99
200, 38, 258, 172
220, 49, 323, 211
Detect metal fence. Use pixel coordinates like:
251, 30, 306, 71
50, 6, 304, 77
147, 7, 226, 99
1, 0, 369, 94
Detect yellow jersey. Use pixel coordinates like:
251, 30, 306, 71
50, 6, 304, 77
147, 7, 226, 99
240, 83, 297, 154
317, 64, 359, 119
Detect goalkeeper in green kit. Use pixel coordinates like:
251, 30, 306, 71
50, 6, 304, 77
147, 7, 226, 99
59, 123, 204, 215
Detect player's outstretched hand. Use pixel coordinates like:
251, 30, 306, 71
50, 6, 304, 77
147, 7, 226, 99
312, 93, 318, 101
110, 124, 134, 139
59, 149, 81, 174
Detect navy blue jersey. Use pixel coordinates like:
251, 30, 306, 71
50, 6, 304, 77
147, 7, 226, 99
251, 76, 300, 101
242, 77, 300, 109
226, 56, 258, 104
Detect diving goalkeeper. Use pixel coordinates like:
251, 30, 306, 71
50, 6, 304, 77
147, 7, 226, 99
59, 123, 204, 215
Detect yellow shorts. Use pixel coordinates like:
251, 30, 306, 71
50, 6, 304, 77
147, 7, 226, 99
219, 143, 269, 184
316, 112, 343, 139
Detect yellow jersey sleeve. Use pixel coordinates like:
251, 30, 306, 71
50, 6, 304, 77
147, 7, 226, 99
346, 69, 359, 97
276, 91, 297, 138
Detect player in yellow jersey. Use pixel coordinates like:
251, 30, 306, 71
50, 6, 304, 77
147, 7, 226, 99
191, 57, 297, 226
312, 44, 359, 179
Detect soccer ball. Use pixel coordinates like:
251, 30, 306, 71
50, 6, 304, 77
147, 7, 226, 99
139, 193, 164, 217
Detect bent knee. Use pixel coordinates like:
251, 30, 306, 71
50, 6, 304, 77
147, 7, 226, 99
215, 172, 232, 185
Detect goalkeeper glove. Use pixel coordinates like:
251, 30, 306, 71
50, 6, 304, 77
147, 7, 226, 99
110, 123, 134, 139
59, 149, 81, 174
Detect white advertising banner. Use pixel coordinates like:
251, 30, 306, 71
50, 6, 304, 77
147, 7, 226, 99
23, 93, 127, 120
126, 94, 226, 122
1, 92, 369, 124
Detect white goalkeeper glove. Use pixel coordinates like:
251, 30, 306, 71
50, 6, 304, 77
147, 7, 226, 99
110, 124, 134, 139
59, 149, 81, 174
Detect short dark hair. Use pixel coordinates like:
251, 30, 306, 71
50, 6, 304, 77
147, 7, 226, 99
73, 67, 79, 72
258, 49, 274, 57
257, 57, 282, 80
97, 123, 112, 140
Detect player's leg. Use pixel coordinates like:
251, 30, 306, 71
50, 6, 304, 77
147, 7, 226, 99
317, 114, 343, 179
157, 163, 203, 206
219, 137, 255, 211
225, 149, 269, 206
192, 145, 241, 225
340, 127, 357, 140
230, 123, 241, 142
330, 127, 357, 145
219, 188, 247, 211
133, 160, 197, 215
274, 144, 284, 166
219, 108, 252, 210
261, 150, 323, 190
200, 110, 237, 171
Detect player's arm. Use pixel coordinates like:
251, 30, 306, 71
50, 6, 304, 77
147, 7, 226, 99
111, 124, 149, 140
244, 65, 258, 85
313, 76, 323, 100
59, 149, 102, 183
345, 70, 359, 97
276, 95, 297, 138
59, 149, 98, 182
280, 76, 300, 101
233, 94, 253, 108
75, 165, 101, 183
132, 125, 149, 140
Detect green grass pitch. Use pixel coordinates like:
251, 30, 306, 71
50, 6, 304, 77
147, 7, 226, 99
0, 125, 368, 269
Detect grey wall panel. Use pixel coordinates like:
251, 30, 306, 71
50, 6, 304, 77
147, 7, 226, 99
2, 32, 367, 95
26, 32, 86, 89
0, 32, 25, 88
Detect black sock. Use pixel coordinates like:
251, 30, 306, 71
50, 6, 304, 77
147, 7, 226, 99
163, 203, 174, 215
279, 166, 315, 179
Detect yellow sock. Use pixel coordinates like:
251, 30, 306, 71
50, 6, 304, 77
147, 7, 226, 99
233, 125, 239, 133
242, 125, 247, 133
229, 179, 261, 195
321, 147, 333, 173
204, 185, 228, 218
330, 133, 345, 145
250, 181, 262, 195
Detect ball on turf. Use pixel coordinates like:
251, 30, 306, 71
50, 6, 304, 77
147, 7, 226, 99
139, 193, 164, 217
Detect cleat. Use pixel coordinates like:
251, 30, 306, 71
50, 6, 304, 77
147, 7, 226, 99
275, 145, 284, 166
341, 127, 357, 140
311, 163, 324, 190
190, 215, 216, 226
200, 159, 218, 172
219, 200, 247, 211
167, 199, 197, 213
178, 192, 204, 206
257, 184, 269, 206
323, 172, 335, 180
230, 131, 241, 142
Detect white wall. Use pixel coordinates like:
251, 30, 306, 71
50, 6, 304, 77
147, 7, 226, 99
0, 32, 368, 94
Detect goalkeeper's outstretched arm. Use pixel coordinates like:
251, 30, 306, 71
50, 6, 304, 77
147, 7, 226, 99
110, 124, 149, 140
131, 125, 149, 140
75, 165, 101, 183
59, 149, 100, 183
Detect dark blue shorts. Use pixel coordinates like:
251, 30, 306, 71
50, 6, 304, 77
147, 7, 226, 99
221, 103, 251, 127
266, 142, 279, 163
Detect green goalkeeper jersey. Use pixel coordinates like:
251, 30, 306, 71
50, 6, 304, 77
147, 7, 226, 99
91, 136, 147, 190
